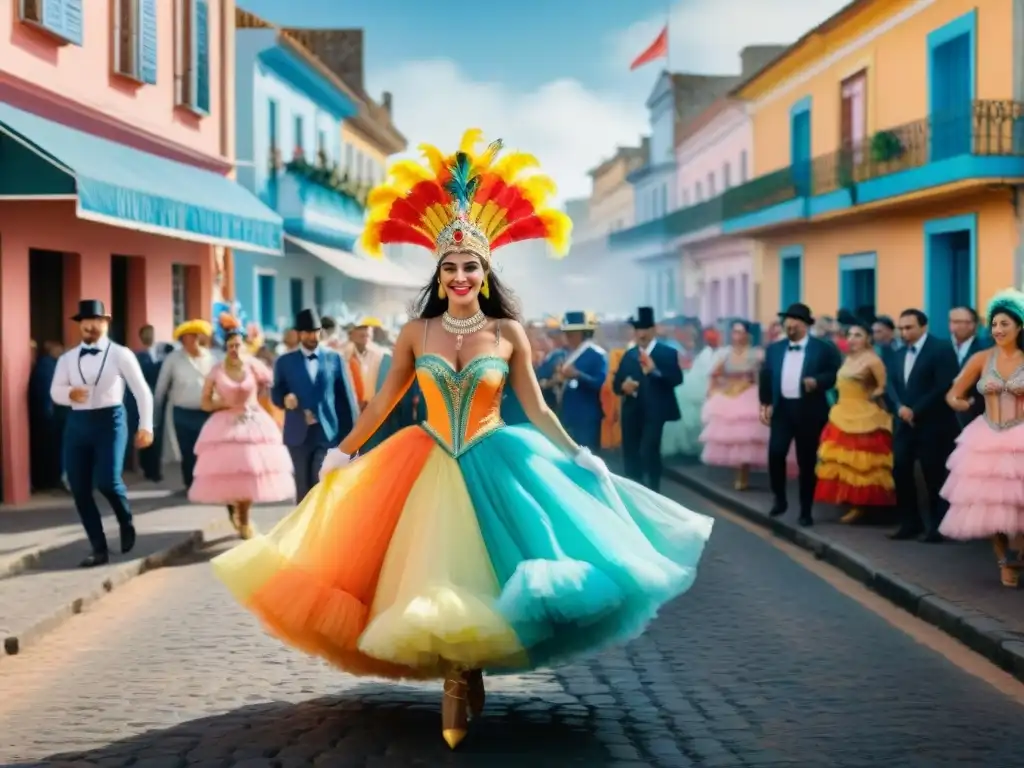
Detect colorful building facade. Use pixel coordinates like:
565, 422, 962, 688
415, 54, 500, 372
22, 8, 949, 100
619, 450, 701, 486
0, 0, 282, 503
731, 0, 1022, 328
231, 12, 417, 335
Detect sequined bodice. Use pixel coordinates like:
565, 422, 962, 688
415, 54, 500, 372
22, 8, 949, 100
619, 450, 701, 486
722, 348, 759, 378
415, 354, 508, 457
976, 354, 1024, 429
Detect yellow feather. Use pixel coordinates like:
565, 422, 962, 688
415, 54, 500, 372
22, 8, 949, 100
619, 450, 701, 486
469, 201, 484, 221
423, 204, 450, 236
418, 143, 446, 176
484, 213, 508, 241
491, 152, 539, 181
459, 128, 483, 155
517, 174, 557, 207
367, 186, 399, 210
477, 201, 504, 234
387, 160, 433, 191
540, 210, 573, 256
360, 222, 384, 257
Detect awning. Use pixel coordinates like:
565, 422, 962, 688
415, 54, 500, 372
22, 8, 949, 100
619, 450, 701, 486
285, 235, 422, 289
0, 103, 282, 254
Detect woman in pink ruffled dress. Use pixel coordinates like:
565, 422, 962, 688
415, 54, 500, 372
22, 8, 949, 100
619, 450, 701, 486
700, 321, 795, 490
189, 329, 295, 539
942, 289, 1024, 588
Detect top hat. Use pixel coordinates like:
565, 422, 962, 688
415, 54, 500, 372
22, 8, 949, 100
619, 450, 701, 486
778, 302, 814, 325
294, 308, 322, 333
71, 299, 110, 322
629, 306, 656, 330
561, 310, 597, 331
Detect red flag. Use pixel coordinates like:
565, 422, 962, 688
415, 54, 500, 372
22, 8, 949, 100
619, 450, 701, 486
629, 26, 669, 71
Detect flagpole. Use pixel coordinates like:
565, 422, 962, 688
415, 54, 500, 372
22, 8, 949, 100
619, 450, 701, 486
666, 0, 672, 71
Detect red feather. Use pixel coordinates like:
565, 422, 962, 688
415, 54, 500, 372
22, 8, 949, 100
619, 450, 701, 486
405, 181, 448, 214
376, 220, 435, 250
387, 198, 426, 227
490, 215, 548, 250
503, 196, 536, 223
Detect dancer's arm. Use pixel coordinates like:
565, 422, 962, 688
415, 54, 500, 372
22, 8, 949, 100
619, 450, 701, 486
200, 369, 229, 412
337, 324, 416, 455
866, 355, 888, 400
946, 351, 985, 411
506, 320, 579, 455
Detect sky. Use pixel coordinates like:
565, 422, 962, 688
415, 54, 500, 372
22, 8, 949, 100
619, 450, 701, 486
240, 0, 852, 202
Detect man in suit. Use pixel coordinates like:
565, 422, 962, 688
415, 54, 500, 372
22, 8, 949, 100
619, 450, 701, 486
613, 306, 683, 492
29, 340, 66, 490
889, 308, 960, 542
949, 305, 991, 428
759, 303, 842, 527
272, 308, 358, 500
535, 330, 567, 413
557, 311, 608, 453
127, 324, 172, 482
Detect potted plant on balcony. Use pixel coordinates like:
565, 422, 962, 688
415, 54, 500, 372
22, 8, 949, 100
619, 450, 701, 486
870, 130, 904, 163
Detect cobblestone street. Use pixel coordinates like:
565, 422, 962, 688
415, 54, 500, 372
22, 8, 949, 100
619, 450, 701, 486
2, 483, 1023, 767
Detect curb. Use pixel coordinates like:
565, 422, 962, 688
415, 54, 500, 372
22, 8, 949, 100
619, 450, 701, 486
666, 466, 1024, 684
1, 522, 229, 659
0, 532, 85, 580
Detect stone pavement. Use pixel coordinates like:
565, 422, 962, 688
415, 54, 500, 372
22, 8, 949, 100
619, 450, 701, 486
666, 461, 1024, 683
0, 483, 1021, 767
0, 469, 235, 659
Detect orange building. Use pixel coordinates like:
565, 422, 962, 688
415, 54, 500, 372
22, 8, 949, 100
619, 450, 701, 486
725, 0, 1022, 328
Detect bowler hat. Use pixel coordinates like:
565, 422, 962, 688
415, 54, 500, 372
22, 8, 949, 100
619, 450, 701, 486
778, 302, 814, 325
561, 310, 597, 331
629, 306, 656, 330
294, 308, 322, 332
71, 299, 110, 322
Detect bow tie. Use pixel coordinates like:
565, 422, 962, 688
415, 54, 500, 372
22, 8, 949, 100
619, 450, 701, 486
907, 346, 917, 355
306, 353, 318, 361
788, 344, 802, 352
80, 347, 100, 357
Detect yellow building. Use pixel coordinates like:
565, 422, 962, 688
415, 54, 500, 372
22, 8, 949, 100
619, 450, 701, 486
720, 0, 1023, 330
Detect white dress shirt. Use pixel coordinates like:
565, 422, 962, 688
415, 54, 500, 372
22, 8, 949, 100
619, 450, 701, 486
780, 337, 807, 399
904, 333, 928, 382
154, 348, 216, 410
954, 335, 974, 366
304, 345, 322, 382
50, 336, 154, 431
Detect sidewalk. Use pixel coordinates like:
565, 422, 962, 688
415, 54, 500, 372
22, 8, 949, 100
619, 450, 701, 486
666, 461, 1024, 682
0, 469, 234, 659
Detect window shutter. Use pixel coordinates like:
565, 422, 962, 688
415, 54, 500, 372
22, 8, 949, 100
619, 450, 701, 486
194, 0, 210, 113
139, 0, 158, 84
42, 0, 65, 37
62, 0, 83, 45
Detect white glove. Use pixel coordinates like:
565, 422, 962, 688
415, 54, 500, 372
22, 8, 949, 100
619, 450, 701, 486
573, 447, 610, 479
318, 448, 351, 481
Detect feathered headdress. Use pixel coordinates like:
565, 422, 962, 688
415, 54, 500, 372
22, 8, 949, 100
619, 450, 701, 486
987, 288, 1024, 323
361, 129, 572, 287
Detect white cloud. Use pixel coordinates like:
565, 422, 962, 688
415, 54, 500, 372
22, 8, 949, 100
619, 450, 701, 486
366, 59, 648, 203
611, 0, 851, 76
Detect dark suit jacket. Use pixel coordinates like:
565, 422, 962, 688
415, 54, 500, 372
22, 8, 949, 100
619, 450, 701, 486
758, 336, 841, 423
271, 348, 355, 448
889, 334, 959, 441
612, 342, 683, 424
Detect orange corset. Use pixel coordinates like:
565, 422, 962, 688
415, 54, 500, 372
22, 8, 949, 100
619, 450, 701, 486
415, 354, 507, 456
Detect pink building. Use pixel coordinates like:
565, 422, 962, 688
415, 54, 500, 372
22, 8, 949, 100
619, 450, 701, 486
0, 1, 282, 504
674, 98, 757, 324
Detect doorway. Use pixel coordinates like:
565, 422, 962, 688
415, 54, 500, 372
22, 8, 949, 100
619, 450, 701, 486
29, 249, 65, 347
111, 255, 130, 344
839, 252, 877, 318
926, 222, 973, 336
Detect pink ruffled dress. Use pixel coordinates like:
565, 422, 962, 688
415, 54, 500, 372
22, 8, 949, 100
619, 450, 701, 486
940, 354, 1024, 539
188, 359, 295, 505
699, 347, 797, 472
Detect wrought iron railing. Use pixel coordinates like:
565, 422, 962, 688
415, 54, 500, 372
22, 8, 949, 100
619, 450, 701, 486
720, 167, 799, 219
812, 99, 1024, 195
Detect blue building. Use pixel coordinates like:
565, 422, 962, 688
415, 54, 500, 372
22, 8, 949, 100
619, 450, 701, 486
232, 17, 418, 335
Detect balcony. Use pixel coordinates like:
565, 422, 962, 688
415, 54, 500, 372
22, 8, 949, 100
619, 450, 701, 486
608, 195, 724, 248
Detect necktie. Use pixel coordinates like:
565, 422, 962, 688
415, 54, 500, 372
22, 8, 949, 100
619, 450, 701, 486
80, 348, 99, 357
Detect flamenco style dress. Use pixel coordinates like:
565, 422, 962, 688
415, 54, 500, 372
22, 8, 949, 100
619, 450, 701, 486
940, 353, 1024, 587
814, 361, 895, 516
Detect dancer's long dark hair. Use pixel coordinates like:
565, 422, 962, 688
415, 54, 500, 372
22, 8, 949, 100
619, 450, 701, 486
412, 261, 522, 322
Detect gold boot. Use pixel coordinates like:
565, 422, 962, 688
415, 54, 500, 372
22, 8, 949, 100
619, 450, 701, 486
734, 465, 749, 491
441, 671, 469, 749
840, 507, 865, 524
236, 504, 256, 540
465, 668, 485, 719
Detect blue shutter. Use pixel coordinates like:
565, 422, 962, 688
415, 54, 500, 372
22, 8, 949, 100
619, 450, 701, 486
194, 0, 211, 113
139, 0, 157, 84
41, 0, 65, 37
62, 0, 83, 45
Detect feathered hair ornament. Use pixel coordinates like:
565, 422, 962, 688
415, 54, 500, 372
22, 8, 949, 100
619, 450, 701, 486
360, 129, 572, 272
986, 288, 1024, 325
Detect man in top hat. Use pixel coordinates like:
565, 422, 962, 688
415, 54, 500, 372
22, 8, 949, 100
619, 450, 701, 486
272, 308, 359, 500
612, 307, 683, 492
50, 300, 154, 567
557, 311, 608, 453
759, 302, 842, 526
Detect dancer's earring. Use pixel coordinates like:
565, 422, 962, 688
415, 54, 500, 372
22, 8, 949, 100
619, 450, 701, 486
438, 281, 447, 299
480, 276, 490, 299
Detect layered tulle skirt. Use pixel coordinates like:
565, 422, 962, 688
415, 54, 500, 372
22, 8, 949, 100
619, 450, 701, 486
189, 407, 295, 504
211, 424, 713, 679
940, 418, 1024, 538
814, 399, 895, 507
699, 386, 798, 473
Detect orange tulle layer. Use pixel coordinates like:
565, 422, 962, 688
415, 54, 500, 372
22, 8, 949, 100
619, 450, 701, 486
814, 478, 895, 507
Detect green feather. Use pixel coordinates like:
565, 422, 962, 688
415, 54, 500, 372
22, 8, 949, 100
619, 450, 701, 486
444, 151, 479, 212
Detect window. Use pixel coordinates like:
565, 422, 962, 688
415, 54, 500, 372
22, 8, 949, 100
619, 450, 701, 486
171, 264, 188, 328
660, 184, 668, 214
695, 181, 703, 202
19, 0, 83, 46
268, 100, 278, 153
174, 0, 210, 113
723, 162, 732, 189
740, 150, 748, 182
740, 273, 750, 319
293, 115, 305, 158
840, 70, 868, 167
289, 278, 304, 317
345, 144, 354, 176
681, 188, 690, 207
257, 272, 277, 332
317, 129, 327, 161
707, 171, 716, 196
314, 277, 325, 313
113, 0, 156, 84
355, 151, 364, 181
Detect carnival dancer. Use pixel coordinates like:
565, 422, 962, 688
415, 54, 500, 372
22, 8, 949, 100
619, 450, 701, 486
759, 303, 842, 526
271, 308, 358, 501
941, 290, 1024, 586
212, 130, 713, 750
50, 300, 154, 567
814, 318, 896, 522
189, 330, 295, 539
613, 306, 684, 492
556, 311, 607, 452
